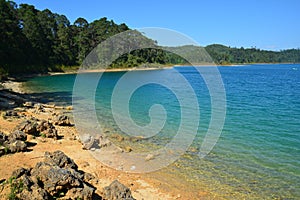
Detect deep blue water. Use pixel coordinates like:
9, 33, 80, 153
24, 64, 300, 198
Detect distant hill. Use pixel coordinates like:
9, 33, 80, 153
161, 44, 300, 65
204, 44, 300, 64
162, 45, 213, 64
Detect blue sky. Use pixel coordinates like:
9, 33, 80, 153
14, 0, 300, 50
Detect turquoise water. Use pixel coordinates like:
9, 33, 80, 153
24, 64, 300, 198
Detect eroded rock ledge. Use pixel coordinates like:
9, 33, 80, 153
1, 150, 135, 200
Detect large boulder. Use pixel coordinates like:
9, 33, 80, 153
4, 150, 136, 200
103, 180, 136, 200
43, 150, 78, 170
31, 162, 82, 196
6, 151, 96, 199
8, 168, 49, 200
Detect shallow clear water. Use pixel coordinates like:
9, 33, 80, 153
24, 64, 300, 199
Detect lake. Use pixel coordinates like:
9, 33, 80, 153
23, 64, 300, 199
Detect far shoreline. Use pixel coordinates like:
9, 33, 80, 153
48, 65, 174, 76
49, 62, 300, 76
2, 62, 298, 84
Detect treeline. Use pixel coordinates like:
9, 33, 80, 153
163, 44, 300, 65
0, 0, 131, 75
205, 44, 300, 65
0, 0, 167, 78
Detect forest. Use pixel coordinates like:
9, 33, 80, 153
1, 0, 300, 78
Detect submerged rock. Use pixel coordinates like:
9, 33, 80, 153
111, 133, 125, 142
145, 154, 155, 161
124, 146, 133, 153
98, 136, 112, 148
81, 135, 96, 150
103, 180, 136, 200
65, 105, 73, 110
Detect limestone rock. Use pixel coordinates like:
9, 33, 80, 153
34, 103, 45, 112
7, 140, 27, 153
7, 151, 97, 199
54, 115, 72, 126
44, 150, 78, 170
16, 120, 38, 136
0, 132, 7, 145
19, 185, 49, 200
0, 131, 27, 155
31, 163, 82, 195
2, 110, 19, 118
8, 130, 27, 142
11, 167, 30, 179
36, 120, 58, 139
23, 101, 34, 107
81, 135, 96, 150
103, 180, 136, 200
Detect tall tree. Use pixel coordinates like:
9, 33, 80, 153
37, 9, 57, 64
73, 17, 90, 64
52, 14, 75, 66
0, 0, 31, 74
18, 4, 50, 70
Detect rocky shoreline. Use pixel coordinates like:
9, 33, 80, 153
1, 150, 135, 199
0, 81, 176, 199
0, 82, 189, 199
0, 89, 134, 199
